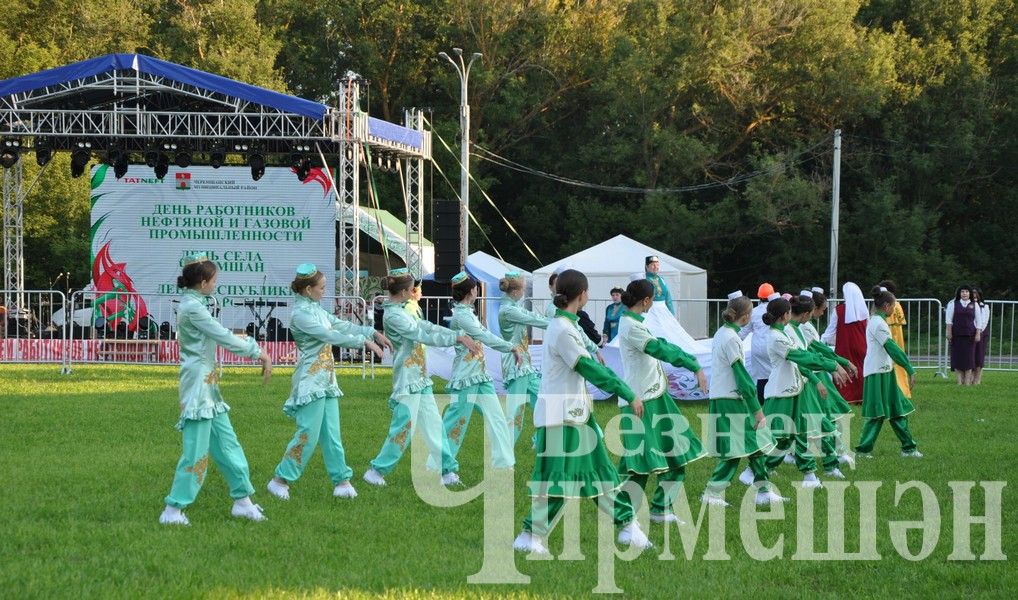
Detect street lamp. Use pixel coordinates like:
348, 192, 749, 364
438, 48, 482, 268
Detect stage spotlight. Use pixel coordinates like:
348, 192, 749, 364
290, 145, 312, 181
114, 151, 129, 179
1, 139, 21, 168
293, 158, 311, 181
174, 151, 191, 168
103, 148, 121, 166
145, 147, 160, 168
70, 141, 92, 178
210, 147, 226, 168
154, 154, 169, 180
35, 140, 52, 167
104, 148, 129, 179
248, 152, 265, 181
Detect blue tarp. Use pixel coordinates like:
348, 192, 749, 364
368, 116, 423, 150
0, 54, 328, 120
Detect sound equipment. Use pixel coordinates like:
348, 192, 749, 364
433, 199, 461, 283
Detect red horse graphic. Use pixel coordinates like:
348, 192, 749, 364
92, 242, 149, 332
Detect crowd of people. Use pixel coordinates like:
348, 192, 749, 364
158, 253, 926, 557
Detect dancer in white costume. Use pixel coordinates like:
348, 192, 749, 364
604, 272, 707, 400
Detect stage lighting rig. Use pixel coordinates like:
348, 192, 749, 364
247, 150, 265, 181
290, 144, 311, 181
209, 147, 226, 169
70, 141, 92, 178
35, 139, 52, 167
1, 139, 22, 168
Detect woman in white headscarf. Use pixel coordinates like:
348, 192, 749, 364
820, 282, 868, 403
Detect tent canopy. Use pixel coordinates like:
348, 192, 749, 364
533, 234, 710, 338
535, 234, 705, 278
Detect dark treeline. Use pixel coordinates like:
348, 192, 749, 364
3, 0, 1014, 299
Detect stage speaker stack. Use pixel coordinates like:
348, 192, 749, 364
432, 199, 461, 283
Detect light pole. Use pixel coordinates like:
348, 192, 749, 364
829, 129, 841, 298
438, 48, 482, 268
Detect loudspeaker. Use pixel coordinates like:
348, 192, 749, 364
433, 199, 461, 283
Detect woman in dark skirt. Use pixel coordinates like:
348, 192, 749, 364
946, 285, 978, 385
973, 287, 990, 385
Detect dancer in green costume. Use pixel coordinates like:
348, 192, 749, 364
856, 290, 921, 458
756, 298, 843, 490
160, 253, 274, 526
362, 269, 480, 487
702, 292, 785, 507
512, 270, 652, 555
267, 263, 390, 502
440, 271, 521, 483
612, 278, 708, 523
497, 271, 549, 446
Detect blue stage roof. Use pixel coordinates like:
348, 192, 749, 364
0, 53, 328, 120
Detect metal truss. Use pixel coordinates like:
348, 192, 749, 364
403, 109, 425, 279
0, 69, 430, 160
337, 81, 361, 301
2, 161, 25, 308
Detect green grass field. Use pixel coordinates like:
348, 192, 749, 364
1, 365, 1014, 598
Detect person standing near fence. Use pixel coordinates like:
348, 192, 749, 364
160, 253, 274, 526
741, 283, 780, 405
498, 271, 550, 446
363, 269, 481, 487
267, 264, 390, 502
855, 290, 921, 458
973, 287, 990, 385
440, 272, 521, 484
822, 282, 868, 403
946, 285, 979, 386
644, 255, 675, 316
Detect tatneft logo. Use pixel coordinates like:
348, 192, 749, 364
175, 172, 192, 190
119, 177, 164, 184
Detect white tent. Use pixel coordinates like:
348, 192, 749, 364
464, 251, 531, 336
532, 235, 709, 338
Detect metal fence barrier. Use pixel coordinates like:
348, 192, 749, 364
0, 289, 68, 370
64, 290, 213, 371
978, 300, 1017, 372
55, 290, 372, 376
5, 289, 1012, 381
